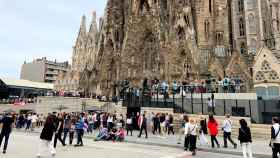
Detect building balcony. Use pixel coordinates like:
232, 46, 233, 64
46, 70, 58, 75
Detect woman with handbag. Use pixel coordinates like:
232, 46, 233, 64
199, 115, 209, 146
37, 115, 56, 158
238, 119, 253, 158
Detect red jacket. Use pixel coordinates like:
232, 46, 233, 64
208, 120, 218, 136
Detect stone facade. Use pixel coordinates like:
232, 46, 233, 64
254, 47, 280, 98
87, 0, 251, 96
65, 0, 280, 96
55, 12, 99, 94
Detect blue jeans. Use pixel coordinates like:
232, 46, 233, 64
76, 129, 84, 145
63, 128, 69, 144
88, 123, 94, 133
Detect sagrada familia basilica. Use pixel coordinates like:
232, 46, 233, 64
55, 0, 280, 97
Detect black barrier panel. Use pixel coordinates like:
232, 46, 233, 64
121, 88, 280, 124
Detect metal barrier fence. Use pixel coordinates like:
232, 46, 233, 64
121, 88, 280, 124
122, 90, 255, 117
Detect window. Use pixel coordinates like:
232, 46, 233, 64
209, 0, 212, 13
263, 20, 267, 34
240, 42, 247, 54
131, 56, 135, 65
261, 60, 271, 71
277, 20, 280, 31
268, 86, 280, 96
139, 0, 150, 14
256, 87, 267, 97
239, 18, 245, 36
216, 32, 223, 45
184, 15, 190, 27
238, 0, 244, 12
255, 71, 265, 81
269, 71, 280, 80
178, 26, 185, 41
204, 20, 210, 39
247, 0, 256, 9
248, 14, 256, 33
250, 39, 257, 55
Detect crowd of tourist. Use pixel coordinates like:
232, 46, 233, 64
1, 110, 280, 158
124, 76, 246, 101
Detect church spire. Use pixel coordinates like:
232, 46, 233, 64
75, 15, 87, 46
88, 11, 98, 35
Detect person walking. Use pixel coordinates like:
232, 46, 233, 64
184, 115, 190, 151
62, 115, 71, 145
88, 113, 94, 134
207, 98, 216, 115
37, 115, 56, 158
159, 113, 166, 136
138, 114, 148, 138
153, 113, 160, 135
25, 114, 32, 131
271, 117, 280, 158
53, 114, 65, 148
188, 118, 198, 156
0, 113, 14, 154
168, 114, 174, 135
126, 114, 133, 136
208, 115, 220, 148
177, 113, 185, 144
31, 113, 38, 131
238, 119, 253, 158
75, 114, 85, 147
69, 117, 76, 145
222, 114, 237, 149
199, 115, 208, 146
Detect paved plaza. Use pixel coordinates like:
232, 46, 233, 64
0, 131, 248, 158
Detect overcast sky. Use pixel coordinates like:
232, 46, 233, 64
0, 0, 107, 79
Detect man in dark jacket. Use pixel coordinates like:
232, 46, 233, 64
53, 114, 65, 148
0, 113, 14, 154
